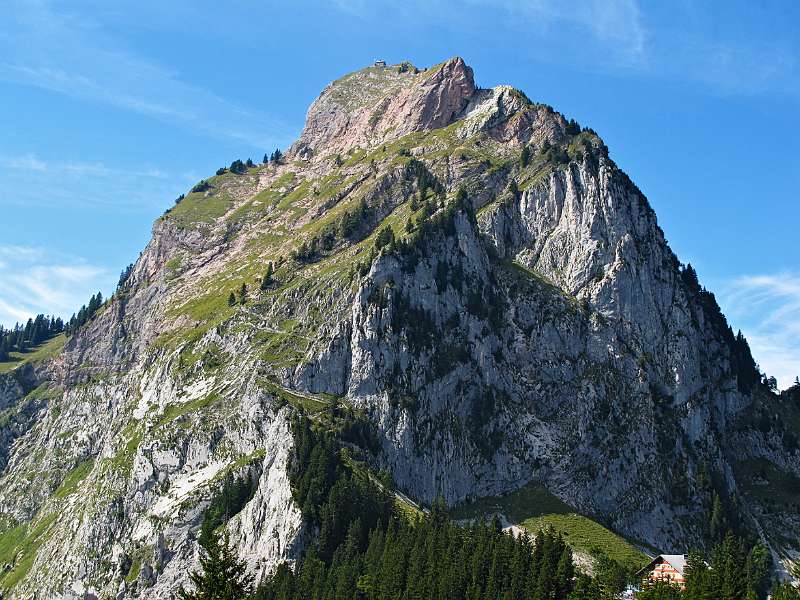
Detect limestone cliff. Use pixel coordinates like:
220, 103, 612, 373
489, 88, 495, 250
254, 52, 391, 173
0, 58, 797, 598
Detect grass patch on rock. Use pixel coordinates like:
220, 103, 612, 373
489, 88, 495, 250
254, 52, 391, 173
0, 512, 58, 591
451, 482, 648, 572
0, 334, 66, 373
53, 459, 95, 500
155, 392, 222, 429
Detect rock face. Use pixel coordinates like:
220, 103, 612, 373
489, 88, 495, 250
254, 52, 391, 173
0, 57, 798, 597
292, 58, 476, 158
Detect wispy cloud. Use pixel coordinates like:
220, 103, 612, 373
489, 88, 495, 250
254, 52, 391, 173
475, 0, 647, 67
649, 13, 799, 98
0, 154, 171, 179
328, 0, 797, 97
0, 153, 192, 210
718, 273, 800, 390
0, 1, 292, 149
331, 0, 647, 68
0, 153, 48, 172
0, 245, 108, 327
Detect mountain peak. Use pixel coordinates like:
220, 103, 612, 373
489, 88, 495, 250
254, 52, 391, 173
2, 55, 796, 599
291, 57, 476, 158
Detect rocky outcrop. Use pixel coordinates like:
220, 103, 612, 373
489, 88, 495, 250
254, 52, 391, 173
0, 365, 33, 412
292, 57, 476, 158
325, 160, 738, 547
0, 336, 306, 598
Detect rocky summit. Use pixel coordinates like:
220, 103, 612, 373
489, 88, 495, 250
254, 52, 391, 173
0, 57, 797, 598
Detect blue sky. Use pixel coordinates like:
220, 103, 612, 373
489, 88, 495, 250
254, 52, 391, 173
1, 0, 798, 386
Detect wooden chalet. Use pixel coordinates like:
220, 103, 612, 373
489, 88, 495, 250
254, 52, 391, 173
636, 554, 688, 589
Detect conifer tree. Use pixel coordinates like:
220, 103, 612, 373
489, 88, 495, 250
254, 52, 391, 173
709, 493, 727, 541
0, 328, 9, 362
592, 552, 627, 599
568, 573, 600, 599
178, 533, 253, 600
565, 118, 581, 136
772, 582, 800, 600
556, 544, 576, 599
374, 226, 395, 250
521, 145, 531, 167
684, 549, 714, 600
745, 543, 771, 599
260, 263, 274, 290
118, 264, 134, 290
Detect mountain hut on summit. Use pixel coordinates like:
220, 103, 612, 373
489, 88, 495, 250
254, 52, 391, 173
636, 554, 688, 589
374, 59, 386, 67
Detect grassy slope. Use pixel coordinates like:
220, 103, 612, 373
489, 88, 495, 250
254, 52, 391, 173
451, 482, 649, 572
0, 458, 95, 591
156, 120, 517, 356
0, 334, 66, 374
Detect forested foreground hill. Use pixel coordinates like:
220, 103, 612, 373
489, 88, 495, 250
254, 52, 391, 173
179, 415, 798, 600
0, 58, 798, 598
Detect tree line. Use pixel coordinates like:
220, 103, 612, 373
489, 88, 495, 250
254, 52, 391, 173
0, 291, 104, 363
680, 263, 763, 393
0, 314, 64, 361
255, 510, 578, 600
178, 410, 800, 600
210, 150, 284, 179
65, 291, 103, 334
179, 415, 606, 600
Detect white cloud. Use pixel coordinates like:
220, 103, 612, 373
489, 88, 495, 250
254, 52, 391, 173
650, 24, 799, 97
329, 0, 368, 14
0, 245, 108, 328
718, 273, 800, 391
0, 1, 293, 149
0, 246, 46, 260
0, 298, 35, 325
